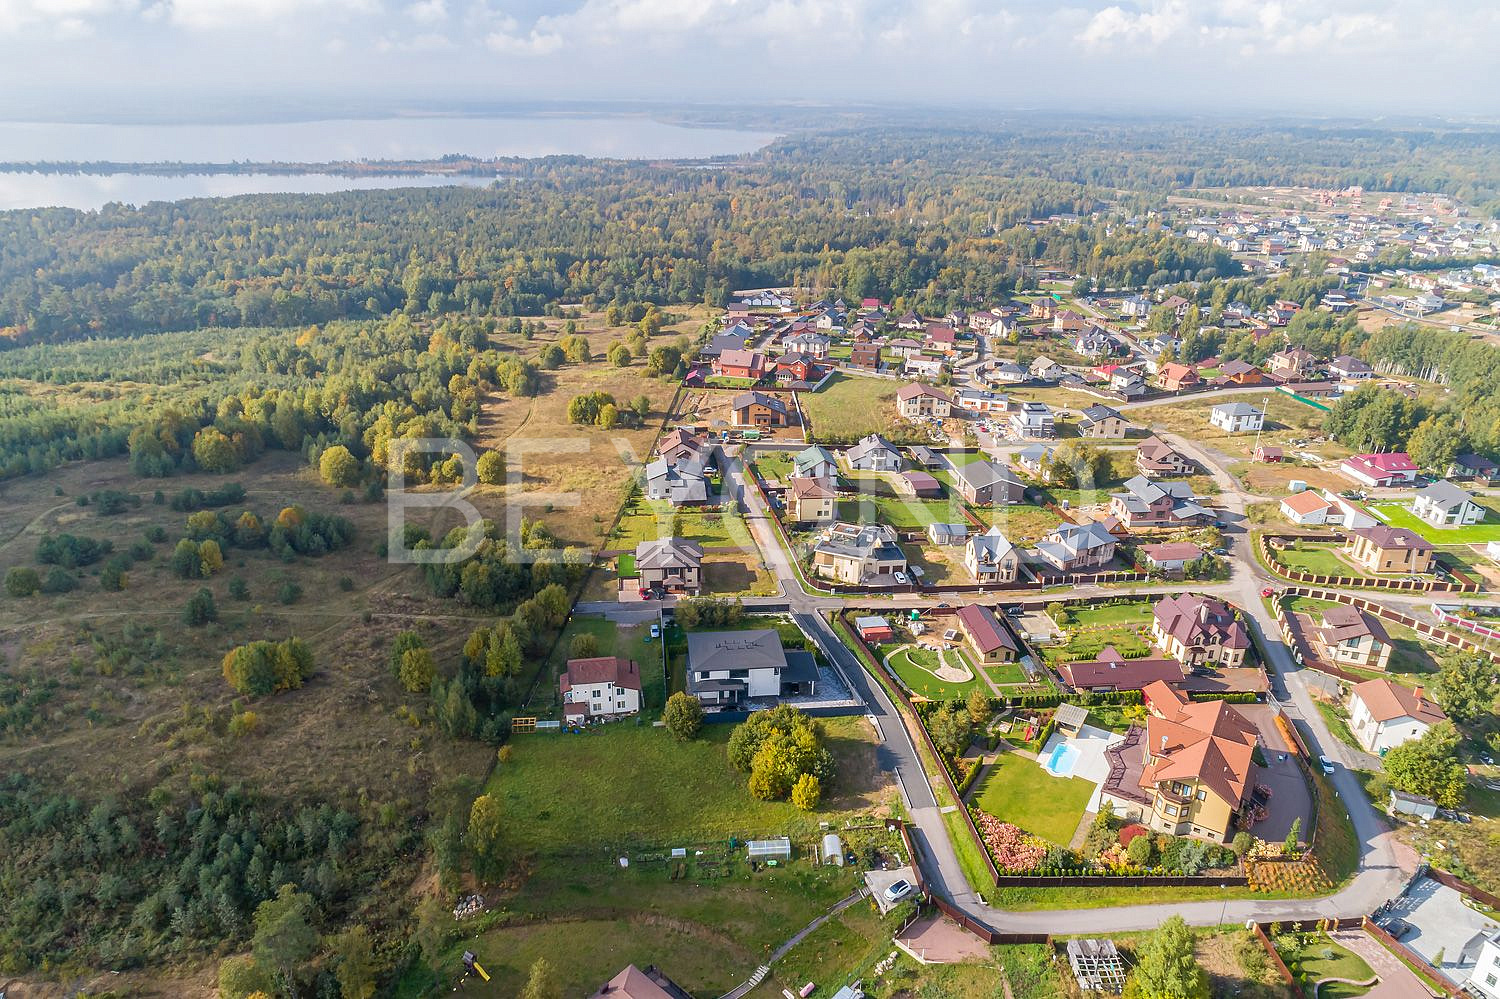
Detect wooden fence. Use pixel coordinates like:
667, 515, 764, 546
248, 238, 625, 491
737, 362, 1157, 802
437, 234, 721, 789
1361, 917, 1463, 996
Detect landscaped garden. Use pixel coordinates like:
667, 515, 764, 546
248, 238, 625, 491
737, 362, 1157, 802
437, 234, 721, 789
1272, 930, 1374, 997
972, 752, 1093, 845
882, 643, 987, 699
1272, 541, 1368, 578
1040, 599, 1157, 667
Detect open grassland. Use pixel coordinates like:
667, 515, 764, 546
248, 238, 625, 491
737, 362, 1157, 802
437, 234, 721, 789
802, 374, 900, 441
1145, 394, 1345, 458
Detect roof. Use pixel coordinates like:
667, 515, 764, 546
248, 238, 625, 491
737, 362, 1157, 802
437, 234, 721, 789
1152, 594, 1250, 651
901, 470, 941, 492
1348, 525, 1430, 551
686, 629, 788, 673
789, 476, 835, 499
955, 603, 1017, 655
717, 348, 764, 369
1055, 703, 1089, 730
1281, 491, 1335, 516
1454, 453, 1499, 473
953, 458, 1022, 492
1344, 452, 1418, 475
1140, 681, 1259, 807
1140, 542, 1205, 563
1080, 404, 1122, 424
1137, 435, 1188, 465
1315, 606, 1389, 646
968, 526, 1016, 564
636, 537, 704, 569
1415, 480, 1475, 512
591, 964, 693, 999
854, 615, 890, 631
1158, 362, 1198, 382
732, 391, 787, 414
1352, 678, 1447, 726
1213, 402, 1262, 417
845, 434, 901, 464
1060, 647, 1185, 690
1330, 354, 1373, 372
897, 383, 951, 402
561, 656, 641, 692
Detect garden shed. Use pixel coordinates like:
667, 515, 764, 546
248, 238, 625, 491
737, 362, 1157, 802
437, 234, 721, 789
1055, 702, 1089, 737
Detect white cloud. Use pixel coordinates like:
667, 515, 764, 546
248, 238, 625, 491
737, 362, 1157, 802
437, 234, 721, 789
1078, 1, 1187, 48
484, 14, 561, 54
406, 0, 445, 23
164, 0, 374, 30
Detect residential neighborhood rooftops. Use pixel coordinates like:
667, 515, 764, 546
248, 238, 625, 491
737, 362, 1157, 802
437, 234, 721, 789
560, 656, 641, 693
732, 390, 787, 414
685, 629, 788, 673
1351, 677, 1446, 726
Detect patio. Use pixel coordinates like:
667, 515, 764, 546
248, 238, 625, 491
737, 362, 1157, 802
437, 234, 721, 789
1037, 722, 1126, 812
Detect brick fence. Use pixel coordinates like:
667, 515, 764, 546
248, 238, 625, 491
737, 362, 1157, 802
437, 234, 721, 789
1259, 532, 1481, 594
1280, 586, 1500, 665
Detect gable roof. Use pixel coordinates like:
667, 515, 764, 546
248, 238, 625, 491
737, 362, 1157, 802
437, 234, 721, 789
953, 458, 1022, 492
845, 434, 901, 463
789, 476, 835, 500
1080, 404, 1122, 424
686, 629, 788, 673
1140, 681, 1258, 807
1140, 542, 1205, 563
732, 391, 787, 414
967, 526, 1016, 564
955, 604, 1017, 655
896, 383, 951, 403
1060, 647, 1184, 690
561, 656, 641, 692
1352, 677, 1446, 726
1152, 594, 1249, 651
1281, 490, 1335, 516
636, 537, 704, 569
1415, 479, 1475, 512
1348, 525, 1430, 550
1316, 605, 1389, 645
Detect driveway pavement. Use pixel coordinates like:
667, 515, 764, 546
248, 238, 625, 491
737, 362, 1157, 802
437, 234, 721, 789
1385, 875, 1498, 979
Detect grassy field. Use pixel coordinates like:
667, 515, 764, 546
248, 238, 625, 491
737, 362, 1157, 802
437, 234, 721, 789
973, 751, 1093, 845
884, 644, 987, 699
1145, 393, 1343, 458
752, 451, 795, 482
610, 501, 754, 550
969, 503, 1063, 544
801, 374, 900, 441
1371, 501, 1500, 545
984, 661, 1032, 686
836, 493, 966, 529
532, 615, 663, 712
1274, 542, 1370, 578
703, 555, 778, 597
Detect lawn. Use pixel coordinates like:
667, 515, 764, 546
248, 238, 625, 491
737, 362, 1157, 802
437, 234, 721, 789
884, 644, 987, 699
1146, 393, 1335, 455
1043, 625, 1152, 667
973, 751, 1094, 845
537, 615, 665, 711
610, 501, 754, 550
703, 555, 778, 596
801, 373, 900, 442
1314, 699, 1364, 754
761, 902, 887, 997
1275, 542, 1370, 579
969, 503, 1062, 544
1277, 932, 1374, 989
1371, 502, 1500, 545
487, 719, 885, 853
984, 661, 1032, 686
836, 493, 966, 529
1066, 600, 1155, 628
752, 451, 795, 482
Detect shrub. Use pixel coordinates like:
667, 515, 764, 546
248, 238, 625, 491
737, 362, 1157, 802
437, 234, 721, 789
662, 691, 704, 741
5, 566, 40, 597
222, 637, 315, 696
791, 773, 822, 811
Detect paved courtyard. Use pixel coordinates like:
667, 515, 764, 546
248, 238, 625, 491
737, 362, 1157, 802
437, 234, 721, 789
895, 913, 993, 964
864, 865, 918, 915
1385, 875, 1499, 980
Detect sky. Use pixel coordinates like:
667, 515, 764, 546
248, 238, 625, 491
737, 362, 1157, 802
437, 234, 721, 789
2, 0, 1499, 119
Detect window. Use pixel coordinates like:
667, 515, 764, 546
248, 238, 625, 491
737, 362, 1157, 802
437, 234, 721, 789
1488, 973, 1497, 987
1196, 789, 1207, 801
1164, 804, 1178, 817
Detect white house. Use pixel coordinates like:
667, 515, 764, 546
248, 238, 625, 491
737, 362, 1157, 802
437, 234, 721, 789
1411, 480, 1485, 528
965, 526, 1019, 584
1280, 490, 1338, 526
685, 629, 818, 709
1348, 678, 1447, 755
1465, 928, 1500, 999
1008, 401, 1056, 440
560, 656, 643, 723
1209, 402, 1264, 434
844, 434, 905, 472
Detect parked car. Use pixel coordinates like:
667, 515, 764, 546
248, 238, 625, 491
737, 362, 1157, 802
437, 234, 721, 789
1379, 917, 1413, 940
649, 623, 661, 639
883, 879, 915, 904
893, 571, 908, 585
1319, 755, 1336, 775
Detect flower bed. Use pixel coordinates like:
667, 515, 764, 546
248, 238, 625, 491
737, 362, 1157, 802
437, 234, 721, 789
974, 811, 1047, 872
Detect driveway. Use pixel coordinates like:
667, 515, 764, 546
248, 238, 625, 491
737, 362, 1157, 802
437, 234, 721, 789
1384, 875, 1498, 980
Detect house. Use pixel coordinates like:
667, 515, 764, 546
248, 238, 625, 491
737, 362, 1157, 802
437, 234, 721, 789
1160, 294, 1191, 317
635, 537, 704, 595
686, 630, 818, 709
1078, 404, 1127, 439
1448, 453, 1499, 484
645, 456, 708, 505
896, 470, 942, 498
1136, 436, 1196, 478
855, 615, 894, 643
1268, 348, 1317, 380
895, 311, 924, 331
1013, 444, 1053, 480
560, 656, 642, 723
903, 356, 946, 380
1120, 294, 1153, 318
1072, 327, 1113, 357
739, 290, 793, 309
845, 434, 905, 472
1411, 480, 1485, 528
1103, 681, 1258, 842
787, 476, 837, 523
896, 383, 953, 418
1059, 646, 1185, 692
1329, 354, 1373, 380
989, 362, 1028, 384
1254, 445, 1283, 463
1034, 520, 1118, 572
1110, 476, 1212, 529
1348, 678, 1446, 754
1289, 490, 1378, 530
714, 349, 767, 381
952, 458, 1025, 506
1111, 370, 1148, 399
1210, 402, 1264, 434
954, 603, 1019, 663
793, 444, 838, 481
589, 964, 694, 999
775, 351, 817, 382
1029, 355, 1064, 381
1008, 401, 1056, 440
701, 331, 748, 358
1139, 542, 1206, 574
925, 325, 958, 354
1053, 309, 1088, 333
848, 342, 881, 369
1345, 525, 1433, 574
783, 332, 831, 359
658, 428, 708, 466
886, 338, 925, 359
954, 388, 1009, 415
1029, 298, 1057, 319
1311, 606, 1392, 671
927, 522, 969, 547
1280, 490, 1338, 525
731, 391, 789, 428
965, 526, 1020, 584
908, 445, 943, 468
1217, 360, 1268, 385
1341, 452, 1419, 488
811, 522, 907, 585
1151, 594, 1250, 668
1157, 362, 1201, 392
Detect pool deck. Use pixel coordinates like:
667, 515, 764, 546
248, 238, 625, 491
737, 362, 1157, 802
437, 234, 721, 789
1038, 724, 1126, 813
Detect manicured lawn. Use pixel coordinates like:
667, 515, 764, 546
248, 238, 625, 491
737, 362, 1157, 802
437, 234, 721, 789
611, 502, 754, 550
752, 451, 795, 482
973, 751, 1093, 845
1371, 502, 1500, 545
802, 373, 900, 442
984, 661, 1031, 686
1043, 626, 1151, 667
885, 644, 986, 699
837, 493, 966, 529
1275, 543, 1369, 578
1066, 600, 1155, 628
1277, 932, 1373, 988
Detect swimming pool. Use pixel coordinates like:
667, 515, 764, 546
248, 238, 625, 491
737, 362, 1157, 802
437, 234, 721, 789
1043, 742, 1080, 777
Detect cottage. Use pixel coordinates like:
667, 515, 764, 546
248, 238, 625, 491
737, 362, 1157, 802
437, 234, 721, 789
658, 428, 708, 466
1279, 490, 1337, 526
1217, 360, 1268, 385
589, 964, 694, 999
775, 351, 817, 382
1411, 480, 1485, 528
1029, 355, 1064, 381
895, 383, 953, 419
714, 349, 767, 381
903, 356, 946, 379
954, 388, 1009, 414
1110, 476, 1212, 529
1139, 542, 1206, 574
811, 522, 907, 585
1077, 404, 1127, 439
1034, 520, 1117, 573
644, 456, 709, 505
1151, 594, 1250, 668
1311, 606, 1392, 670
1348, 678, 1446, 754
783, 332, 831, 359
954, 603, 1018, 663
731, 391, 789, 428
1210, 402, 1264, 434
964, 526, 1020, 584
951, 458, 1025, 506
908, 445, 943, 468
1329, 354, 1373, 380
1059, 646, 1185, 693
1135, 436, 1196, 478
1345, 525, 1433, 574
886, 338, 925, 359
1268, 348, 1317, 380
686, 630, 818, 709
787, 476, 837, 523
793, 444, 838, 481
1156, 362, 1201, 392
1448, 453, 1499, 484
1341, 452, 1419, 488
635, 537, 704, 595
1008, 401, 1056, 440
848, 342, 881, 369
845, 434, 905, 472
1013, 444, 1053, 480
989, 362, 1028, 384
560, 656, 643, 723
927, 522, 969, 546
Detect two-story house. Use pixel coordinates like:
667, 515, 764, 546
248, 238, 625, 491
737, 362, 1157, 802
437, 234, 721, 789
896, 383, 953, 418
1411, 480, 1485, 528
786, 477, 837, 523
1310, 606, 1392, 670
1135, 436, 1196, 478
964, 526, 1020, 584
1209, 402, 1264, 434
810, 522, 907, 585
1151, 594, 1250, 667
1034, 520, 1118, 573
1348, 677, 1446, 754
1109, 476, 1212, 529
1345, 525, 1433, 574
952, 458, 1026, 506
685, 630, 818, 710
561, 656, 643, 723
845, 434, 906, 472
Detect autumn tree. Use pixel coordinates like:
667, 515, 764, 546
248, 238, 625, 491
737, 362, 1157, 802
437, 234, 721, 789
791, 772, 822, 811
476, 449, 505, 485
466, 793, 505, 879
400, 647, 437, 693
1128, 915, 1208, 999
319, 444, 361, 487
662, 690, 704, 741
1432, 650, 1497, 724
331, 925, 378, 999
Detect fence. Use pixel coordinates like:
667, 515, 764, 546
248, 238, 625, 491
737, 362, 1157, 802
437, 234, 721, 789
1432, 605, 1500, 643
1361, 917, 1463, 996
1428, 866, 1500, 910
1259, 533, 1481, 594
1282, 586, 1500, 664
993, 874, 1249, 888
700, 703, 865, 725
894, 819, 1003, 944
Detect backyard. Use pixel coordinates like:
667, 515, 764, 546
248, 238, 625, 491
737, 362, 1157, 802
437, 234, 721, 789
1371, 500, 1500, 545
1274, 931, 1374, 995
836, 491, 968, 529
1042, 600, 1156, 666
801, 373, 901, 441
533, 615, 664, 712
972, 751, 1094, 845
1273, 542, 1372, 579
968, 503, 1063, 544
883, 643, 987, 699
609, 499, 754, 550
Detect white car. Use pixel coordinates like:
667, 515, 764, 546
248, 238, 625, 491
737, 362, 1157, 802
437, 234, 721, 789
883, 879, 915, 904
649, 623, 660, 639
893, 571, 908, 585
1319, 755, 1335, 775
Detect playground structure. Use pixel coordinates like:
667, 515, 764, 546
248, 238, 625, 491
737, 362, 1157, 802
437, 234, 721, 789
461, 951, 490, 984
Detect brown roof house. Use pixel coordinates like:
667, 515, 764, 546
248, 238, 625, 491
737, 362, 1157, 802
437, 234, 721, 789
1344, 525, 1433, 574
1059, 646, 1186, 692
1348, 678, 1447, 755
896, 383, 953, 418
1311, 606, 1392, 671
635, 537, 703, 595
590, 964, 694, 999
561, 656, 642, 724
1130, 681, 1259, 841
1136, 436, 1197, 478
731, 391, 789, 428
1151, 594, 1250, 668
955, 603, 1019, 664
787, 476, 837, 523
1156, 362, 1201, 392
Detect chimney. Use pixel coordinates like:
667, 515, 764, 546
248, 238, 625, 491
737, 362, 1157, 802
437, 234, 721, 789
1161, 735, 1169, 752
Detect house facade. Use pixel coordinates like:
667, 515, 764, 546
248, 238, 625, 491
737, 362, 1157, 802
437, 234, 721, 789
896, 383, 953, 418
635, 537, 704, 595
560, 656, 643, 723
1136, 436, 1196, 478
810, 522, 907, 585
1034, 520, 1117, 572
645, 456, 709, 505
787, 477, 836, 523
1345, 525, 1433, 574
1311, 606, 1392, 670
1078, 404, 1127, 439
685, 629, 818, 709
1209, 402, 1264, 434
1411, 480, 1485, 527
1341, 452, 1419, 488
1151, 594, 1250, 668
955, 603, 1018, 663
952, 458, 1025, 506
1348, 678, 1446, 754
1110, 476, 1212, 529
964, 526, 1020, 584
731, 391, 789, 427
1008, 401, 1056, 440
844, 434, 905, 472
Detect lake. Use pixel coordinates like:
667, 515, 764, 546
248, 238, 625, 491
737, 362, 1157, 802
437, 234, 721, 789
0, 114, 777, 211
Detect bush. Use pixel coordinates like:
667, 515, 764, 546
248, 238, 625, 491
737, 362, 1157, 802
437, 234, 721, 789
183, 587, 218, 626
277, 580, 303, 605
5, 566, 40, 597
791, 773, 822, 811
662, 691, 704, 741
222, 637, 315, 696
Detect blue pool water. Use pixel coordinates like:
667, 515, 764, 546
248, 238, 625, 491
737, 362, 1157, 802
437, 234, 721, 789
1044, 742, 1080, 777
